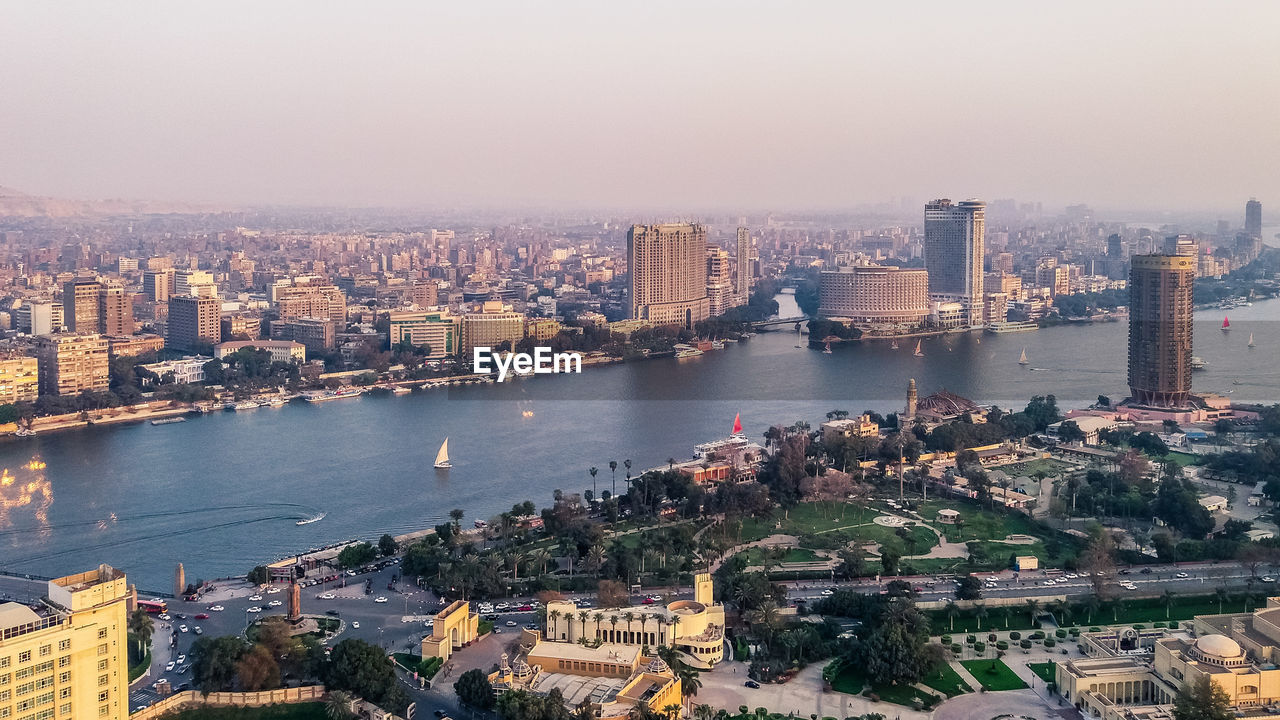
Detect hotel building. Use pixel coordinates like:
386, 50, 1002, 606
924, 199, 985, 326
627, 224, 710, 329
387, 311, 458, 359
459, 303, 524, 355
166, 296, 221, 352
817, 265, 930, 328
1128, 253, 1195, 408
0, 565, 131, 720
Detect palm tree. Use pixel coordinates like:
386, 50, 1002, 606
1113, 598, 1128, 623
549, 609, 562, 637
579, 610, 590, 639
944, 600, 960, 631
1215, 586, 1230, 615
1083, 593, 1101, 624
974, 602, 988, 630
325, 691, 355, 720
1025, 598, 1042, 626
678, 665, 703, 710
530, 548, 552, 576
998, 605, 1012, 629
590, 467, 599, 495
662, 703, 681, 720
1051, 599, 1073, 627
609, 461, 619, 494
593, 612, 604, 641
1161, 589, 1177, 619
623, 611, 636, 644
668, 458, 676, 471
693, 704, 714, 720
587, 544, 608, 577
637, 614, 649, 646
610, 614, 620, 644
128, 608, 154, 658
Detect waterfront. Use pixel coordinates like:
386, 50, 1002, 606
2, 293, 1279, 590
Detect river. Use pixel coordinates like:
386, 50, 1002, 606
2, 293, 1278, 590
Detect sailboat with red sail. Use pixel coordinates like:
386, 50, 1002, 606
732, 413, 743, 436
1222, 316, 1231, 333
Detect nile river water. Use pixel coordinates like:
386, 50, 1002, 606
2, 292, 1279, 590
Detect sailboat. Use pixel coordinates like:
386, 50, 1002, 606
1248, 333, 1256, 348
1222, 316, 1231, 332
1018, 347, 1030, 366
433, 438, 452, 469
913, 340, 924, 357
890, 339, 899, 350
823, 341, 833, 354
732, 413, 743, 436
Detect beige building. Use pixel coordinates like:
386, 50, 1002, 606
817, 266, 930, 327
820, 414, 880, 443
1059, 598, 1280, 720
387, 311, 458, 359
105, 335, 165, 359
525, 319, 562, 342
167, 296, 221, 352
214, 340, 306, 364
420, 600, 478, 663
0, 565, 131, 720
490, 646, 682, 720
142, 269, 175, 303
220, 315, 261, 341
174, 270, 216, 298
459, 303, 525, 355
63, 280, 133, 337
271, 280, 347, 323
0, 356, 39, 405
705, 244, 735, 317
544, 572, 724, 670
32, 333, 110, 396
627, 224, 710, 329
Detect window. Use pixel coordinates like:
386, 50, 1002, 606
0, 658, 8, 668
96, 692, 107, 703
55, 642, 68, 653
96, 645, 107, 657
16, 653, 30, 664
36, 648, 49, 659
0, 690, 9, 702
96, 630, 107, 640
55, 659, 67, 670
95, 661, 106, 672
57, 689, 69, 700
98, 706, 108, 717
96, 675, 107, 687
56, 673, 68, 686
35, 693, 52, 707
15, 700, 33, 713
32, 664, 50, 676
0, 673, 8, 685
17, 682, 33, 696
0, 708, 7, 719
58, 704, 70, 716
34, 679, 52, 691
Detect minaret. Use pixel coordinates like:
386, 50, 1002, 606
905, 378, 917, 420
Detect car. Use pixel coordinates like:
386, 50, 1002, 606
1140, 567, 1153, 574
247, 606, 263, 613
249, 595, 263, 601
642, 598, 654, 604
1065, 573, 1078, 579
493, 627, 502, 633
1042, 580, 1055, 586
744, 680, 761, 689
268, 600, 283, 607
1119, 569, 1131, 575
496, 602, 509, 610
517, 604, 532, 611
165, 662, 175, 672
347, 570, 357, 576
820, 589, 834, 596
352, 621, 360, 629
320, 593, 336, 599
266, 587, 282, 594
1264, 577, 1277, 583
374, 596, 388, 603
209, 605, 224, 611
506, 620, 517, 627
194, 627, 203, 635
525, 624, 538, 631
1176, 572, 1189, 579
178, 625, 188, 633
176, 654, 186, 664
194, 613, 209, 619
158, 613, 171, 621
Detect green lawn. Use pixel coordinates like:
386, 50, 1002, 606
998, 458, 1074, 477
830, 664, 865, 694
734, 502, 884, 543
960, 659, 1028, 691
161, 703, 327, 720
735, 546, 821, 566
1163, 451, 1200, 467
1028, 662, 1056, 684
872, 682, 942, 709
830, 665, 948, 709
920, 664, 973, 697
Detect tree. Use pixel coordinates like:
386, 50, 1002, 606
860, 598, 943, 686
954, 575, 982, 601
337, 542, 377, 569
1097, 395, 1112, 408
327, 639, 407, 712
246, 566, 270, 586
1057, 420, 1085, 444
880, 546, 901, 576
456, 668, 496, 710
235, 644, 281, 691
450, 508, 465, 529
326, 691, 355, 720
190, 635, 248, 692
378, 534, 398, 557
1172, 676, 1233, 720
128, 608, 154, 658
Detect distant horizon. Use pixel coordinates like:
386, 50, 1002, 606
3, 2, 1278, 213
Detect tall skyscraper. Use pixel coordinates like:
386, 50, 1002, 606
167, 295, 221, 351
923, 199, 985, 326
627, 223, 710, 328
705, 244, 734, 316
1128, 253, 1196, 408
63, 278, 102, 332
63, 279, 134, 335
735, 227, 752, 300
1246, 198, 1262, 239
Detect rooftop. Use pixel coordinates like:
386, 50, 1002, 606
531, 641, 640, 666
530, 671, 627, 706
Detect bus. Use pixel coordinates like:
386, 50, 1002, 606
137, 599, 168, 614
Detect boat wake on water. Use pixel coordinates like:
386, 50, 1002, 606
0, 502, 316, 539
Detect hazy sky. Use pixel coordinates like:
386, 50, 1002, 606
2, 1, 1278, 213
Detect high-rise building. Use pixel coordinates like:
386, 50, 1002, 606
32, 333, 110, 395
17, 300, 63, 336
0, 355, 39, 404
143, 268, 175, 302
1128, 253, 1196, 408
63, 278, 102, 333
0, 565, 131, 720
167, 296, 221, 351
270, 317, 336, 353
1246, 198, 1262, 239
271, 279, 347, 323
735, 227, 752, 301
460, 302, 525, 355
97, 282, 134, 336
924, 199, 985, 325
627, 223, 710, 329
388, 310, 458, 359
705, 245, 735, 316
174, 269, 216, 298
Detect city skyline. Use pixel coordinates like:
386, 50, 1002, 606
2, 2, 1279, 212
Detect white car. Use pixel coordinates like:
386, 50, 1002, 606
247, 606, 263, 613
820, 589, 834, 596
268, 600, 283, 607
165, 662, 175, 672
1176, 572, 1189, 579
352, 621, 360, 629
266, 587, 282, 594
1065, 573, 1078, 579
209, 605, 224, 612
1263, 577, 1277, 583
374, 596, 388, 603
158, 614, 171, 621
178, 625, 188, 633
249, 595, 263, 601
319, 593, 336, 600
506, 620, 517, 627
176, 655, 186, 664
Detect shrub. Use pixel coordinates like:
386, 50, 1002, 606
950, 644, 962, 655
966, 634, 977, 644
1031, 631, 1045, 640
1009, 631, 1021, 640
974, 642, 987, 653
988, 633, 997, 643
1044, 638, 1056, 648
1133, 625, 1145, 630
1069, 628, 1080, 636
1152, 621, 1165, 629
1090, 627, 1102, 632
1020, 639, 1032, 649
941, 635, 952, 645
996, 641, 1009, 651
1055, 629, 1067, 638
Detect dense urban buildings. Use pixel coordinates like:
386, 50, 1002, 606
32, 333, 110, 396
924, 198, 986, 326
0, 566, 131, 720
627, 223, 710, 329
1127, 251, 1196, 408
167, 295, 221, 351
